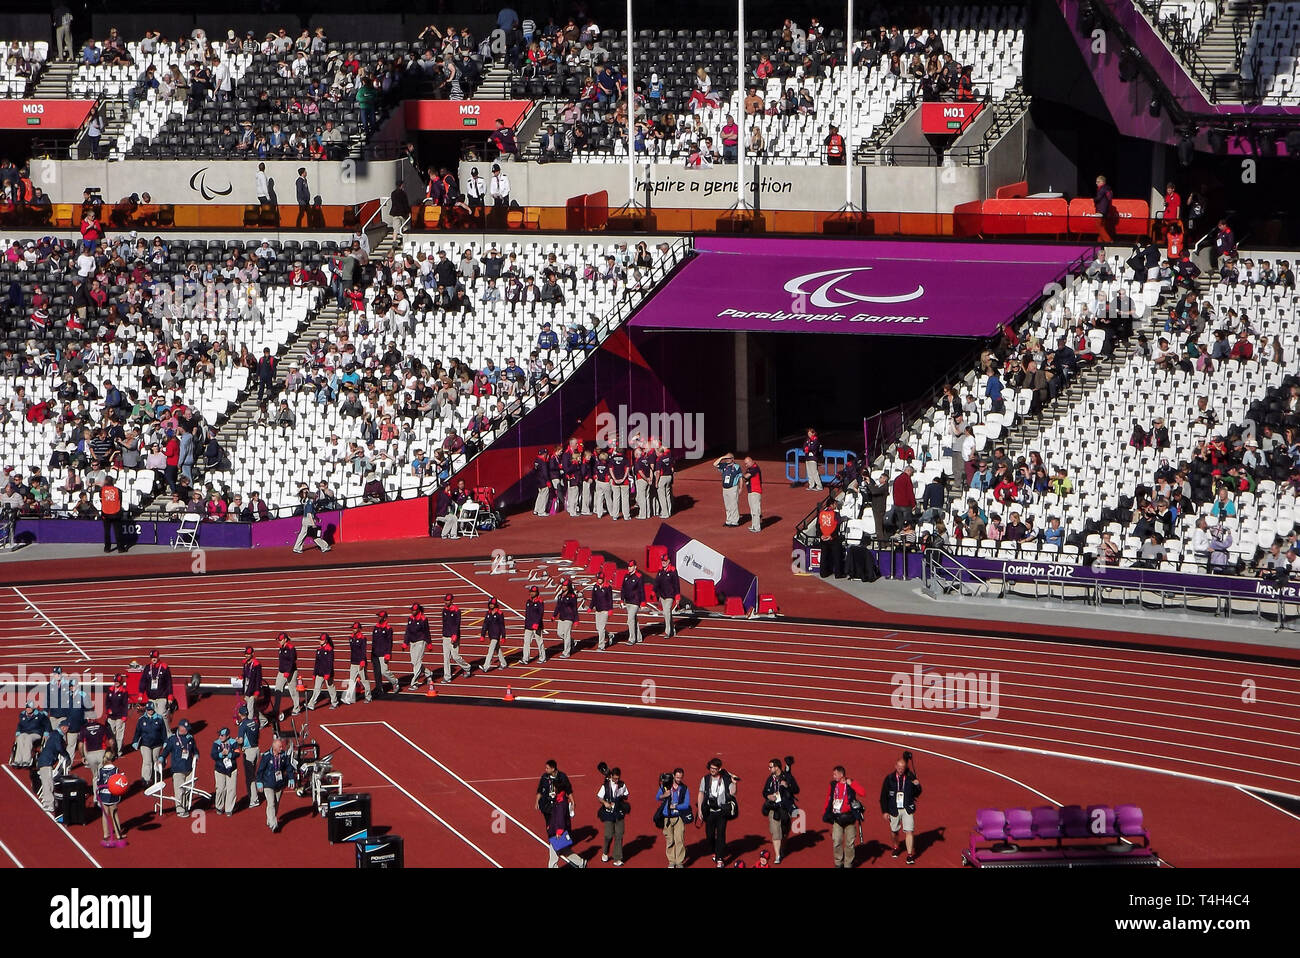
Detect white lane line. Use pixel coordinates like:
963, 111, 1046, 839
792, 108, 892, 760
439, 562, 522, 616
379, 721, 547, 848
531, 696, 1300, 802
0, 837, 22, 868
317, 723, 502, 867
11, 588, 90, 661
1, 766, 101, 868
1236, 785, 1300, 823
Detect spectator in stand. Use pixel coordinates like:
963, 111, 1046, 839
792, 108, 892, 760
1093, 174, 1115, 243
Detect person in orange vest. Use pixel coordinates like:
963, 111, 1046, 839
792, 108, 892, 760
1166, 220, 1185, 261
824, 123, 845, 165
95, 474, 126, 553
955, 65, 974, 101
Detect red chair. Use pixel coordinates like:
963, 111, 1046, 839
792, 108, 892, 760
695, 579, 717, 607
581, 553, 604, 576
757, 593, 778, 614
644, 583, 658, 604
724, 596, 746, 616
561, 539, 580, 561
646, 544, 668, 570
574, 546, 592, 567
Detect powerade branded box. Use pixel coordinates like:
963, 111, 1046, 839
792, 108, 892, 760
326, 793, 371, 843
356, 834, 403, 869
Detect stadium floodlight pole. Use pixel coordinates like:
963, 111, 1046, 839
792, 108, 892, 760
845, 0, 855, 208
627, 0, 637, 208
737, 0, 747, 209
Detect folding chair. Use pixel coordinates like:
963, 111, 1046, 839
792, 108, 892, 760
172, 512, 201, 550
456, 502, 481, 538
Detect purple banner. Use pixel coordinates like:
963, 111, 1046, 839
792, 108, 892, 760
8, 517, 251, 548
631, 239, 1094, 338
651, 522, 759, 611
249, 511, 341, 549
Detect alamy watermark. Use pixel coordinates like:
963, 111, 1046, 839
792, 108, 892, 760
890, 664, 1000, 719
595, 404, 705, 459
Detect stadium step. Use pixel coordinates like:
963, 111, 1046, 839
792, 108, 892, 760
31, 63, 77, 99
476, 66, 514, 99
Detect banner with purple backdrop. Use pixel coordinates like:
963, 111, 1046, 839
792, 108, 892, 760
652, 522, 759, 612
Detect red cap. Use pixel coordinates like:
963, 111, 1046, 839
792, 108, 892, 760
149, 649, 160, 658
529, 586, 539, 595
277, 631, 289, 643
410, 602, 419, 612
319, 633, 331, 645
243, 645, 254, 655
377, 610, 388, 621
444, 593, 454, 603
351, 621, 361, 631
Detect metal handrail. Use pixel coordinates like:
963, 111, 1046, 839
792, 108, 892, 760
921, 546, 990, 596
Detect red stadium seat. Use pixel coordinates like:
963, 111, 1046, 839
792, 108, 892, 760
561, 540, 580, 561
574, 546, 592, 567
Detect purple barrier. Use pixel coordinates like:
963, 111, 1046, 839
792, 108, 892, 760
652, 522, 759, 611
249, 511, 342, 549
632, 239, 1094, 338
8, 517, 255, 549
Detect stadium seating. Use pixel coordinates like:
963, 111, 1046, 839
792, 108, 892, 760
1241, 2, 1300, 102
0, 41, 47, 97
210, 238, 688, 514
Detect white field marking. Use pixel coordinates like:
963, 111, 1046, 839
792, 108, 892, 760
0, 837, 22, 868
487, 680, 1300, 789
378, 721, 548, 848
438, 562, 522, 616
316, 723, 502, 867
1235, 785, 1300, 823
11, 588, 90, 660
532, 695, 1300, 802
1, 766, 101, 867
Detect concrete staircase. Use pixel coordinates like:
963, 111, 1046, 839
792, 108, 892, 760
30, 62, 76, 98
476, 66, 514, 99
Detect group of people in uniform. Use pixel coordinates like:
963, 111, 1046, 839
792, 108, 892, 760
532, 438, 676, 522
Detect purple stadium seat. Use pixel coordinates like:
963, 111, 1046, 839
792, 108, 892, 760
1115, 804, 1149, 845
1004, 807, 1034, 841
1060, 804, 1089, 838
970, 808, 1007, 850
1031, 805, 1063, 841
1086, 804, 1118, 839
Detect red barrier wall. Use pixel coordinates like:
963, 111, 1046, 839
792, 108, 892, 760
338, 495, 432, 543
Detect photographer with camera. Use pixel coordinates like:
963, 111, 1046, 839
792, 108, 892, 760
822, 765, 867, 868
760, 755, 800, 864
595, 762, 630, 865
880, 752, 922, 864
654, 768, 693, 868
697, 757, 740, 867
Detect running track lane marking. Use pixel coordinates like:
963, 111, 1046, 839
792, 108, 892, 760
1, 766, 101, 867
529, 694, 1300, 803
440, 562, 522, 616
317, 723, 503, 867
0, 837, 22, 867
12, 588, 90, 661
377, 721, 550, 849
1236, 785, 1300, 823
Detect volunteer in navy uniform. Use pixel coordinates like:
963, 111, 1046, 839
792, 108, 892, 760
130, 701, 167, 785
591, 572, 614, 650
480, 598, 509, 672
236, 705, 261, 809
403, 602, 432, 689
609, 446, 633, 520
211, 726, 240, 816
535, 758, 573, 833
306, 633, 339, 710
655, 556, 681, 638
141, 648, 174, 727
593, 450, 612, 518
439, 593, 474, 683
656, 447, 675, 518
620, 559, 646, 644
62, 676, 90, 760
80, 708, 107, 785
802, 428, 824, 490
656, 768, 693, 868
272, 631, 302, 714
240, 645, 263, 721
880, 755, 922, 864
95, 744, 127, 847
823, 765, 866, 868
37, 719, 70, 811
45, 666, 69, 723
581, 449, 596, 515
346, 621, 373, 703
713, 453, 743, 526
532, 448, 553, 517
634, 449, 656, 519
105, 673, 129, 751
597, 765, 630, 866
256, 736, 296, 832
554, 578, 579, 657
371, 610, 399, 696
521, 586, 547, 664
697, 757, 740, 867
161, 718, 198, 817
12, 700, 48, 767
562, 440, 582, 516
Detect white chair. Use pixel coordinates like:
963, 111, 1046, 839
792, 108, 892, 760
172, 512, 201, 549
457, 502, 482, 538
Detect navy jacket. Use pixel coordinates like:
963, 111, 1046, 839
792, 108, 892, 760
141, 661, 173, 699
621, 571, 646, 604
105, 685, 129, 720
256, 749, 295, 790
296, 176, 310, 206
591, 584, 614, 612
211, 738, 239, 775
879, 769, 922, 815
16, 708, 50, 736
278, 642, 298, 675
554, 592, 578, 622
441, 605, 462, 637
131, 712, 167, 749
46, 679, 69, 718
482, 610, 506, 640
241, 658, 263, 695
36, 728, 68, 769
524, 598, 544, 630
313, 645, 334, 678
349, 632, 366, 665
655, 568, 680, 599
236, 718, 260, 751
405, 613, 430, 645
372, 623, 394, 658
161, 732, 197, 775
63, 690, 89, 733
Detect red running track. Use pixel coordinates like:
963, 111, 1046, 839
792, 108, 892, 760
3, 558, 1300, 801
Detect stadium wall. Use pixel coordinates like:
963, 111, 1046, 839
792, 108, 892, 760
465, 159, 988, 213
44, 159, 404, 206
337, 496, 432, 542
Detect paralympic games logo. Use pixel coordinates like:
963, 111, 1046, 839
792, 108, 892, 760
783, 267, 925, 309
188, 167, 233, 201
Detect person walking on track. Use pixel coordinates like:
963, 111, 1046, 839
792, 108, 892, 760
255, 736, 295, 832
440, 593, 474, 683
272, 632, 302, 715
140, 648, 174, 728
824, 765, 866, 868
129, 702, 166, 786
655, 555, 681, 638
655, 767, 693, 868
403, 602, 431, 689
105, 674, 129, 752
480, 598, 509, 672
621, 559, 647, 644
236, 705, 261, 810
36, 719, 70, 812
306, 633, 339, 710
554, 578, 579, 657
160, 718, 198, 818
372, 610, 399, 697
714, 453, 743, 526
346, 621, 373, 703
241, 646, 263, 721
591, 572, 614, 650
95, 745, 127, 847
293, 488, 331, 554
881, 754, 922, 865
211, 726, 240, 816
521, 586, 547, 664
